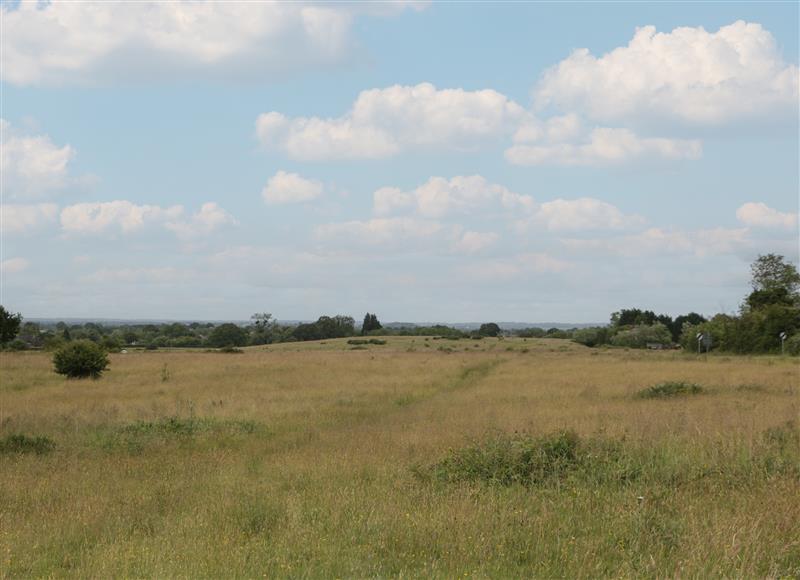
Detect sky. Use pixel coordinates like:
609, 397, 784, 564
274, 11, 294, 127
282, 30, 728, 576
1, 1, 798, 323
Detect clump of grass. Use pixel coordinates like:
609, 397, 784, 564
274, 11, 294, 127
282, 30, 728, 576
420, 430, 582, 486
637, 381, 703, 399
347, 338, 387, 345
350, 345, 368, 350
0, 434, 56, 455
92, 416, 264, 453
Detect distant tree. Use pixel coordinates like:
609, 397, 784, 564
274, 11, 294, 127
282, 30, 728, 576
670, 312, 706, 342
0, 306, 23, 345
611, 323, 672, 349
750, 253, 800, 297
361, 313, 383, 335
250, 313, 278, 345
18, 322, 43, 347
478, 322, 501, 337
207, 323, 248, 348
572, 326, 611, 347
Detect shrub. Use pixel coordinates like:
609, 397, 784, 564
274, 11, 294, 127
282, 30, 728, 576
611, 323, 672, 349
53, 340, 110, 379
637, 381, 703, 399
0, 434, 56, 455
785, 334, 800, 356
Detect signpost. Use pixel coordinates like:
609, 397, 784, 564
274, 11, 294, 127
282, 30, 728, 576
780, 332, 787, 355
696, 332, 703, 355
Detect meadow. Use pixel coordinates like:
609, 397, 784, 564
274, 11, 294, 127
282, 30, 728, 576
1, 337, 798, 578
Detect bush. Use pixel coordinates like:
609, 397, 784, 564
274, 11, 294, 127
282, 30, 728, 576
53, 340, 110, 379
611, 323, 672, 349
637, 381, 703, 399
784, 333, 800, 355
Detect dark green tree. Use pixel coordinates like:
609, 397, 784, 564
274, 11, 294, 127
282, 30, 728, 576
0, 306, 23, 345
750, 253, 800, 297
207, 323, 248, 348
361, 313, 382, 335
478, 322, 501, 337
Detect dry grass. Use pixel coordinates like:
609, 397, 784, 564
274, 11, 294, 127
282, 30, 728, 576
1, 338, 798, 578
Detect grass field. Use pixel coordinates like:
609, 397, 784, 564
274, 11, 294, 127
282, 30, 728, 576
1, 337, 798, 578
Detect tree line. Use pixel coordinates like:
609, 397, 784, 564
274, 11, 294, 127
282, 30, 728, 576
1, 254, 797, 355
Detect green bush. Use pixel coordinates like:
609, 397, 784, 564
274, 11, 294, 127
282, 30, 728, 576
637, 381, 703, 399
53, 340, 110, 379
0, 434, 56, 455
611, 323, 672, 349
785, 334, 800, 355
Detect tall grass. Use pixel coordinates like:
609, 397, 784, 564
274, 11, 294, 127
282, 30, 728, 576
1, 338, 798, 577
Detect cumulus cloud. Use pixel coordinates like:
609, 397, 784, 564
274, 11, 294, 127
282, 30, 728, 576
1, 1, 423, 86
528, 198, 646, 232
256, 83, 527, 160
165, 202, 237, 239
506, 127, 702, 166
1, 119, 75, 198
373, 175, 535, 218
261, 170, 323, 205
1, 203, 58, 234
535, 21, 799, 124
452, 231, 499, 254
60, 200, 183, 234
59, 200, 235, 238
0, 257, 30, 274
736, 202, 798, 229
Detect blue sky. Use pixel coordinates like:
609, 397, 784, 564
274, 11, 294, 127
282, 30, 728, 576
1, 1, 798, 323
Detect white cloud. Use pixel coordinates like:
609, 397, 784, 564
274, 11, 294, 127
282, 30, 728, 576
165, 202, 237, 239
256, 83, 527, 160
561, 227, 751, 258
1, 203, 58, 234
736, 202, 798, 229
1, 2, 425, 86
457, 252, 571, 283
373, 175, 535, 218
452, 231, 499, 254
1, 119, 75, 198
261, 170, 323, 205
84, 267, 190, 284
0, 257, 30, 274
535, 21, 799, 124
529, 197, 645, 232
315, 217, 445, 247
60, 200, 183, 234
506, 127, 701, 166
